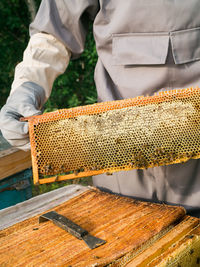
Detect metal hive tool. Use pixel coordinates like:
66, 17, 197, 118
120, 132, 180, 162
25, 87, 200, 184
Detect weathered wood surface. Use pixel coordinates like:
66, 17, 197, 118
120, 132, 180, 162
125, 216, 200, 266
0, 184, 88, 230
0, 148, 31, 180
147, 223, 200, 267
0, 188, 186, 267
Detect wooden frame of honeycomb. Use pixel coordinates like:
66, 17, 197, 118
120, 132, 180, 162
25, 87, 200, 184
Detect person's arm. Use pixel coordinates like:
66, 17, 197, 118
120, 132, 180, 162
11, 33, 71, 100
0, 0, 99, 151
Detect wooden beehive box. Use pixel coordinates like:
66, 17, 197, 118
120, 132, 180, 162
0, 188, 200, 266
0, 147, 31, 181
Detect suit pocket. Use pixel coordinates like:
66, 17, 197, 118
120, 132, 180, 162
170, 27, 200, 64
112, 32, 170, 65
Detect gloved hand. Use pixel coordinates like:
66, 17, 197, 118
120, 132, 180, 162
0, 82, 45, 151
0, 32, 70, 151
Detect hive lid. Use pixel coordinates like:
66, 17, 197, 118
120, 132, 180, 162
0, 188, 186, 266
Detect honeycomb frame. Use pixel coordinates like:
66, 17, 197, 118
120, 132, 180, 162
25, 87, 200, 185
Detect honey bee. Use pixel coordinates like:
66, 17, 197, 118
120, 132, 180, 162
142, 144, 150, 149
60, 164, 65, 173
191, 152, 197, 158
91, 166, 98, 171
83, 167, 89, 172
44, 164, 53, 174
73, 170, 79, 176
152, 158, 160, 166
155, 147, 165, 156
115, 137, 121, 144
180, 160, 187, 164
106, 172, 113, 176
93, 256, 100, 259
129, 162, 134, 168
168, 152, 176, 162
133, 151, 148, 169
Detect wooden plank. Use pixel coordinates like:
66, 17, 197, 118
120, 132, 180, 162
125, 216, 200, 267
0, 185, 88, 230
0, 148, 31, 180
148, 222, 200, 266
0, 188, 186, 267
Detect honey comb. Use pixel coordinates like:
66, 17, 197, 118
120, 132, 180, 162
26, 87, 200, 184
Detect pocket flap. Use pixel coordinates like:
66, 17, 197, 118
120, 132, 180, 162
112, 33, 169, 65
171, 27, 200, 64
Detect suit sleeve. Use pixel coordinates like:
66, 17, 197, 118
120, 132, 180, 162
30, 0, 100, 59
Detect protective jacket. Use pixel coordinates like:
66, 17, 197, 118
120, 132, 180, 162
29, 0, 200, 217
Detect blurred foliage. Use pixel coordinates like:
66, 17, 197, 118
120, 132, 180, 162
32, 177, 93, 196
0, 0, 98, 109
0, 0, 30, 107
45, 28, 98, 112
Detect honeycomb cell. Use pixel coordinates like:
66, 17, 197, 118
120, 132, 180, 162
26, 87, 200, 184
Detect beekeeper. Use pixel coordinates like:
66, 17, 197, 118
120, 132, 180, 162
1, 0, 200, 217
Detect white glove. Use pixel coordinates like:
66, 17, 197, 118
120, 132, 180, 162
0, 82, 45, 151
0, 33, 70, 151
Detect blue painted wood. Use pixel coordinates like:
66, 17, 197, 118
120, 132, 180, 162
0, 169, 32, 210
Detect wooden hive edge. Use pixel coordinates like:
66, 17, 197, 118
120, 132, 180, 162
124, 216, 200, 267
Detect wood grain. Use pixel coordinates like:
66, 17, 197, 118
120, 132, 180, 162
125, 216, 200, 267
0, 188, 186, 266
148, 224, 200, 266
0, 148, 31, 180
